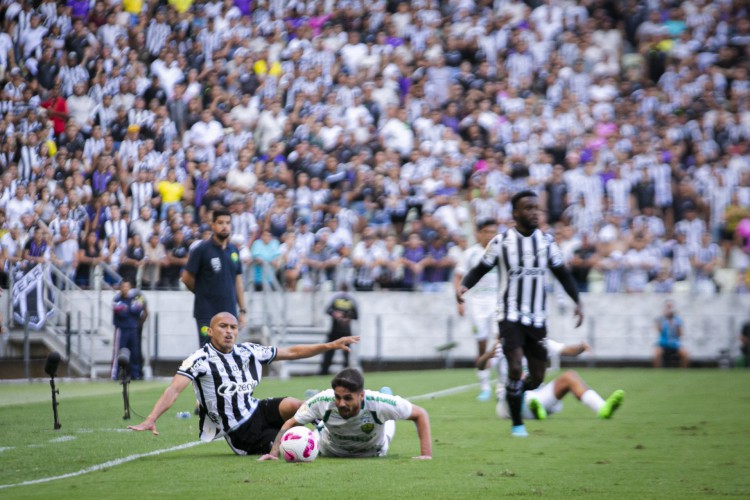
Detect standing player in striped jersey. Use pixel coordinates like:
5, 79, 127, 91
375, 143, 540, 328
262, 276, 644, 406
128, 312, 359, 456
453, 219, 500, 401
457, 191, 583, 437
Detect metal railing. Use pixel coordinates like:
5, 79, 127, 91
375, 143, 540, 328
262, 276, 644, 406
8, 262, 124, 379
257, 262, 289, 376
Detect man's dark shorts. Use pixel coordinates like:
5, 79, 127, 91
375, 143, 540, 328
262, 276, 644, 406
499, 320, 548, 362
226, 397, 286, 455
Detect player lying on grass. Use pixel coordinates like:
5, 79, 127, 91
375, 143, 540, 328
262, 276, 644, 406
127, 312, 359, 455
477, 339, 624, 421
258, 367, 432, 460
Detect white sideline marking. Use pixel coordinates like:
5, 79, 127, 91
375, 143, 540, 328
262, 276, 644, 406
0, 382, 477, 489
0, 441, 203, 490
0, 447, 14, 453
49, 436, 76, 443
407, 383, 479, 401
76, 428, 130, 434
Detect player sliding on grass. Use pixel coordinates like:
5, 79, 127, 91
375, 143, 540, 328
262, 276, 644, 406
127, 312, 359, 455
478, 339, 624, 422
258, 368, 432, 460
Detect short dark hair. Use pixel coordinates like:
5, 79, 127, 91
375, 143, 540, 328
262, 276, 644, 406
511, 190, 538, 211
212, 208, 230, 221
331, 368, 364, 393
477, 219, 498, 231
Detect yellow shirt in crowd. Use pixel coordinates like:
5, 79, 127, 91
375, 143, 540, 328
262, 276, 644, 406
157, 181, 184, 203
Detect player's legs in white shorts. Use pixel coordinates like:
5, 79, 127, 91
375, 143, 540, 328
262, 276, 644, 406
472, 312, 494, 341
468, 301, 497, 342
496, 383, 563, 420
524, 383, 563, 418
470, 306, 497, 397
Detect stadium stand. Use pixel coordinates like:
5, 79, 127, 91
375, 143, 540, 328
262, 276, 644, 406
0, 0, 750, 368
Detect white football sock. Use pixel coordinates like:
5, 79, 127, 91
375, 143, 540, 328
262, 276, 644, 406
581, 389, 605, 413
477, 368, 491, 392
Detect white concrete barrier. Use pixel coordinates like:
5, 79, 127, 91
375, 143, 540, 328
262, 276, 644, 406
61, 290, 750, 366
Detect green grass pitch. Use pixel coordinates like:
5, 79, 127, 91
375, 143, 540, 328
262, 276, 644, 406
0, 368, 748, 499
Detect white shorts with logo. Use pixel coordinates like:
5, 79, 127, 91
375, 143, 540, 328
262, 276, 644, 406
466, 297, 498, 342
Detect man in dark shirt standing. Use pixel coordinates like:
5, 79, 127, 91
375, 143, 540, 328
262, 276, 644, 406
320, 284, 358, 375
111, 280, 147, 380
544, 164, 568, 225
182, 208, 246, 347
162, 229, 189, 290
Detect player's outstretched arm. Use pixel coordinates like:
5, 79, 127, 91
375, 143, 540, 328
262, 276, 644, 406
455, 284, 469, 305
258, 418, 302, 461
560, 341, 590, 357
453, 270, 466, 315
276, 336, 360, 360
127, 374, 191, 435
457, 260, 494, 303
408, 404, 432, 460
573, 303, 584, 328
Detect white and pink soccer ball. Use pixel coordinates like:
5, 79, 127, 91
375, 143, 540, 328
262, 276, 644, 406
278, 426, 319, 462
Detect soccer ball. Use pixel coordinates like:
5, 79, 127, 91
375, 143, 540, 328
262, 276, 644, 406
278, 426, 319, 462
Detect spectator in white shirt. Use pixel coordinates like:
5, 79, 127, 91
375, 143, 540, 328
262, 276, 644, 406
19, 13, 48, 61
187, 108, 224, 163
254, 100, 287, 154
52, 224, 79, 280
339, 31, 368, 75
66, 82, 96, 133
379, 106, 414, 159
5, 184, 34, 226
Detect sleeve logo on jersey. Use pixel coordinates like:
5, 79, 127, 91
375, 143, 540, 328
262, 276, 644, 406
256, 346, 274, 359
217, 380, 257, 397
179, 357, 206, 372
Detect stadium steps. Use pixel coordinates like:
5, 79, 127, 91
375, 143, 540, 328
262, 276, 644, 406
4, 325, 114, 378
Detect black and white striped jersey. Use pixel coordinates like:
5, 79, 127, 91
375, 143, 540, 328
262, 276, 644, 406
145, 21, 170, 55
178, 342, 277, 442
479, 228, 565, 328
128, 181, 154, 217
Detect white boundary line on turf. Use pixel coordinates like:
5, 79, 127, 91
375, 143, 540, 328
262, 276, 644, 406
0, 441, 203, 490
0, 382, 478, 490
407, 383, 479, 401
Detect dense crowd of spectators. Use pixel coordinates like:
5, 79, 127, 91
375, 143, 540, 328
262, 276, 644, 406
0, 0, 749, 296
